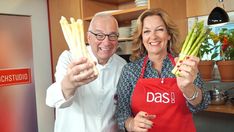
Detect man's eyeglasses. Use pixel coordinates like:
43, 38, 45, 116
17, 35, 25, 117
89, 31, 119, 41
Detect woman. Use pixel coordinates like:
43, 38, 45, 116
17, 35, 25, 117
115, 8, 210, 132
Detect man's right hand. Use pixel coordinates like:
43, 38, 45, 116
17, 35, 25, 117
61, 57, 98, 99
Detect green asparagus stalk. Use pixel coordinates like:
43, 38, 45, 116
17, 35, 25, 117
188, 29, 205, 55
171, 20, 210, 77
187, 22, 206, 55
190, 35, 207, 56
180, 19, 197, 54
182, 25, 199, 55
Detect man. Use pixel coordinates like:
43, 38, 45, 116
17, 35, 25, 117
46, 13, 126, 132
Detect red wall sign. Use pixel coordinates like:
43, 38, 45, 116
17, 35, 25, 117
0, 68, 31, 87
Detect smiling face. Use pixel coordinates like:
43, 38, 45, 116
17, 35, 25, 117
87, 15, 119, 65
142, 15, 171, 57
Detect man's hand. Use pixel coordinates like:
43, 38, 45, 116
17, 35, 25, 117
61, 57, 98, 99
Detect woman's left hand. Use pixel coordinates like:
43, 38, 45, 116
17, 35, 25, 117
174, 56, 200, 92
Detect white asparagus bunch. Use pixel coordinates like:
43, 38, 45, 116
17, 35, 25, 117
60, 16, 98, 75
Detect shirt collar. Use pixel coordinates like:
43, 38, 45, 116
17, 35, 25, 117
146, 55, 171, 67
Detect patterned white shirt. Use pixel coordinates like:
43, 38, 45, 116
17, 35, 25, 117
115, 55, 211, 131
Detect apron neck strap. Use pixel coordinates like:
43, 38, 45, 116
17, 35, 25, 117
168, 54, 176, 66
140, 56, 149, 78
139, 54, 175, 78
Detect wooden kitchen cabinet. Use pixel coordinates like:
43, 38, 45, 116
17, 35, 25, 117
187, 0, 234, 17
47, 0, 82, 80
47, 0, 187, 77
81, 0, 187, 41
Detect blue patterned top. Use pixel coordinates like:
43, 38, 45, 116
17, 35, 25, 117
115, 55, 211, 131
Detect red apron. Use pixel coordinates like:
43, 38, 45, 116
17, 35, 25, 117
131, 55, 196, 132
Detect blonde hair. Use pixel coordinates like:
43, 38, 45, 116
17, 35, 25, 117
130, 8, 180, 61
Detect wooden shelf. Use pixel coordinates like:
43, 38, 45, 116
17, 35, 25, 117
205, 102, 234, 114
83, 6, 148, 23
204, 80, 234, 114
89, 0, 134, 5
81, 0, 187, 44
118, 37, 133, 42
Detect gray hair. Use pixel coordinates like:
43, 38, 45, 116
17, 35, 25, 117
88, 12, 118, 31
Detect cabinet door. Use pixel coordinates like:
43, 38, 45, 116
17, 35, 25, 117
149, 0, 187, 40
48, 0, 82, 79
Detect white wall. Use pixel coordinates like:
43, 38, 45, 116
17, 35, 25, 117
0, 0, 54, 132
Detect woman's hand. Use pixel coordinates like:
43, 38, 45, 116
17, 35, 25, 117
175, 56, 200, 91
174, 56, 202, 105
125, 111, 156, 132
61, 57, 98, 99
